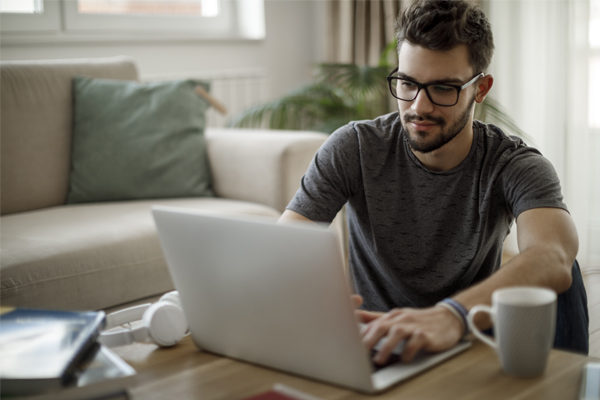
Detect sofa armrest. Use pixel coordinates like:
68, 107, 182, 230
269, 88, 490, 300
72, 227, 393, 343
205, 128, 328, 213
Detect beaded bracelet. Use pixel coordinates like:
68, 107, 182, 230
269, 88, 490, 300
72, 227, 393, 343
435, 298, 470, 339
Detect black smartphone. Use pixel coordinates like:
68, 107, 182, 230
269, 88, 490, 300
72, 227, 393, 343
580, 363, 600, 400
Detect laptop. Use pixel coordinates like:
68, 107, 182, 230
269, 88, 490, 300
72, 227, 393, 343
152, 206, 471, 394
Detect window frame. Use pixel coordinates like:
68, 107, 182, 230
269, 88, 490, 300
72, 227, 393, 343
62, 0, 232, 35
0, 0, 265, 44
0, 1, 61, 32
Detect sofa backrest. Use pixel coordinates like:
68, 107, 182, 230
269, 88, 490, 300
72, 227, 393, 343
0, 57, 139, 215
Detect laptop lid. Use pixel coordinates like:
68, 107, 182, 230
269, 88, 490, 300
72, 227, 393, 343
152, 206, 375, 392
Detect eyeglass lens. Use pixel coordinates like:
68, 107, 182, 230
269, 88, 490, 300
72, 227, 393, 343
391, 80, 459, 106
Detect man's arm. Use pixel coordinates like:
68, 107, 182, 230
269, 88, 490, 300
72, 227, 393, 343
278, 210, 314, 224
361, 207, 577, 363
453, 207, 576, 319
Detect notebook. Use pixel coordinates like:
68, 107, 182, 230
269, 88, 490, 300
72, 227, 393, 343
152, 206, 471, 393
0, 308, 105, 396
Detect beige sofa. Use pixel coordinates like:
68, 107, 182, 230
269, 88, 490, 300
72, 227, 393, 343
0, 57, 330, 311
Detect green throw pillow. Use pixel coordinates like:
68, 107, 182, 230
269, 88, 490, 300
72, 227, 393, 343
67, 76, 214, 204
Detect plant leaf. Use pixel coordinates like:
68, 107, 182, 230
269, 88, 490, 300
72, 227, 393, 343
475, 97, 535, 145
379, 38, 398, 68
227, 83, 357, 133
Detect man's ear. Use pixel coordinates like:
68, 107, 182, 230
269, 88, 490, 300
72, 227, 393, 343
475, 74, 494, 103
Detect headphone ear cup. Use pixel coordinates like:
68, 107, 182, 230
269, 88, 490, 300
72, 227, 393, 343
158, 291, 188, 332
142, 302, 187, 347
160, 291, 182, 308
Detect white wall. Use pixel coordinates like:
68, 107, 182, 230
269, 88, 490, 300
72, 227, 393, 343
0, 0, 326, 104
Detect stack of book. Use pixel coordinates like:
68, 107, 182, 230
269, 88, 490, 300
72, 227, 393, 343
0, 307, 136, 400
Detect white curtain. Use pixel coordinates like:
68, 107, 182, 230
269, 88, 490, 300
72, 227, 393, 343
487, 0, 597, 270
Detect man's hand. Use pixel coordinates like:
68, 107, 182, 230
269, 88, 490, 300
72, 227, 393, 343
356, 301, 464, 364
351, 294, 384, 324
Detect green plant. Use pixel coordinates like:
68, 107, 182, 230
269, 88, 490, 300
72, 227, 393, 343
226, 65, 390, 133
473, 96, 530, 141
228, 42, 532, 143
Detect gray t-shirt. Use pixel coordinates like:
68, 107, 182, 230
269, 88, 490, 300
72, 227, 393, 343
286, 112, 567, 311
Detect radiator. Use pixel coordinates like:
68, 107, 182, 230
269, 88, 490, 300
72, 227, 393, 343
142, 68, 268, 128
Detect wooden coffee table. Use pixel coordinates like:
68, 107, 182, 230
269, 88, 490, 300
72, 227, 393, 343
111, 334, 595, 400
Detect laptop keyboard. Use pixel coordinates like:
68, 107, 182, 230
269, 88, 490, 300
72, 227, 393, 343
370, 349, 402, 371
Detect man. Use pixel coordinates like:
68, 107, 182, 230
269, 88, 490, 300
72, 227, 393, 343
279, 0, 588, 363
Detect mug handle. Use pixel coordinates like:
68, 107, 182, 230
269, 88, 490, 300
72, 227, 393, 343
467, 305, 497, 349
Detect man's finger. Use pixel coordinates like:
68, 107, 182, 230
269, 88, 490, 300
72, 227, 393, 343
351, 294, 363, 308
401, 329, 428, 362
362, 320, 393, 350
373, 327, 408, 365
355, 309, 384, 324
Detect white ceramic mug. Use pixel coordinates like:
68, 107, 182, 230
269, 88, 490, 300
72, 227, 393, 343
467, 287, 557, 377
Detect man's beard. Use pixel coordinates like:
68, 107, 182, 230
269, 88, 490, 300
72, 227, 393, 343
401, 97, 476, 154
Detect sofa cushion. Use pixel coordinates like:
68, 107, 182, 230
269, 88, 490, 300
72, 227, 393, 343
0, 198, 280, 311
0, 57, 139, 215
68, 77, 213, 204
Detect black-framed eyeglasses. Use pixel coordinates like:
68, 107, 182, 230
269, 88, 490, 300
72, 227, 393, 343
387, 67, 484, 107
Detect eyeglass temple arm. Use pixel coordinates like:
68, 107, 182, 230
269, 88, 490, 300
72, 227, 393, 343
461, 73, 485, 89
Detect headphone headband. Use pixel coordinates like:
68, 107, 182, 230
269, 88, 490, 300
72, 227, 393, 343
104, 304, 151, 329
99, 304, 152, 348
98, 292, 188, 348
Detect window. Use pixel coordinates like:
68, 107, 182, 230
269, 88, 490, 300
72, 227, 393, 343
62, 0, 232, 35
0, 0, 60, 32
0, 0, 43, 13
77, 0, 219, 17
0, 0, 265, 43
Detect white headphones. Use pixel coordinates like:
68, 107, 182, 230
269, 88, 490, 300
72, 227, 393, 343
99, 291, 188, 348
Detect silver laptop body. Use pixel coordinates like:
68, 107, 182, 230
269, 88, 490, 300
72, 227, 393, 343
152, 206, 471, 393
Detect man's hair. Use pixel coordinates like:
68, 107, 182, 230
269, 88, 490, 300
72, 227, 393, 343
395, 0, 494, 74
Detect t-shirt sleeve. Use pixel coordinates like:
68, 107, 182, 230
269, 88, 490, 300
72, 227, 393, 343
286, 123, 362, 223
499, 149, 568, 219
